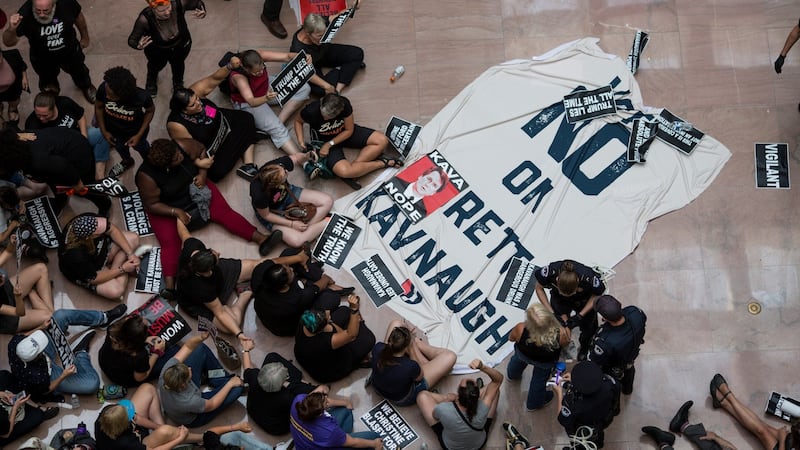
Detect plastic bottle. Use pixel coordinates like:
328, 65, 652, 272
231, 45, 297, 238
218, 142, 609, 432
76, 421, 87, 436
390, 65, 405, 82
70, 393, 80, 409
420, 443, 429, 450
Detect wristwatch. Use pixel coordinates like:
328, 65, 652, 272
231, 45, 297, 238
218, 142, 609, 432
329, 140, 335, 147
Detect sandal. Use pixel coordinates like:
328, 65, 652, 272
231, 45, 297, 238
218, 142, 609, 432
710, 373, 731, 409
377, 154, 404, 168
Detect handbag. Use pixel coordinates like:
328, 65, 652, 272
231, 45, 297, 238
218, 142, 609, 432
282, 186, 317, 224
183, 203, 210, 231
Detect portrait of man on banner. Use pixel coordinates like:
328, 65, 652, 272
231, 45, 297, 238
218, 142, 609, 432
382, 153, 461, 223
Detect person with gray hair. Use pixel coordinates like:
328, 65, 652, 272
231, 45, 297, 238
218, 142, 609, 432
290, 13, 365, 96
294, 92, 399, 183
241, 346, 316, 435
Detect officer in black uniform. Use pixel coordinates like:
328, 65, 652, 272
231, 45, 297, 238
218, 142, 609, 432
553, 360, 621, 450
534, 259, 606, 359
587, 295, 647, 395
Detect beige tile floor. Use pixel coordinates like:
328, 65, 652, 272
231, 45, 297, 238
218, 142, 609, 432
1, 0, 799, 449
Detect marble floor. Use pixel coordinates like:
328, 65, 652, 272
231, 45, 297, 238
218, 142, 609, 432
1, 0, 799, 449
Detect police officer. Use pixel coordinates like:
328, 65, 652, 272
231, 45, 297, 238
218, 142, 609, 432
588, 294, 647, 395
534, 259, 606, 360
553, 360, 620, 450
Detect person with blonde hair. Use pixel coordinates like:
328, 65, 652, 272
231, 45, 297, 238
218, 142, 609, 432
506, 303, 570, 410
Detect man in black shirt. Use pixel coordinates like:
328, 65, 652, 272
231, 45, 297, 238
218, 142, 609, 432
587, 295, 647, 395
2, 0, 97, 103
25, 90, 110, 180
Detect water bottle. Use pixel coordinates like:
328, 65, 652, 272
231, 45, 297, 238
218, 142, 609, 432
70, 393, 80, 409
672, 120, 693, 132
390, 65, 405, 82
555, 361, 567, 384
96, 388, 105, 404
76, 421, 87, 436
421, 443, 429, 450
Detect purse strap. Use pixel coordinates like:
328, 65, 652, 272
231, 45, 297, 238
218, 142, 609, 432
452, 402, 483, 432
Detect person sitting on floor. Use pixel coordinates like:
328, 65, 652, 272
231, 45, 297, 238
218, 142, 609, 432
290, 388, 383, 450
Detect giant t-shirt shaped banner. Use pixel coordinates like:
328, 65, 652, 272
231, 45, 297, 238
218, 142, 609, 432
334, 38, 731, 366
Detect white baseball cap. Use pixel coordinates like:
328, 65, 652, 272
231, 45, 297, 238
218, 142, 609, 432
16, 330, 49, 362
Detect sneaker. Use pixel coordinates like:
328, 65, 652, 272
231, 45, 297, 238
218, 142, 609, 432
669, 400, 693, 434
642, 426, 676, 446
502, 422, 530, 449
276, 439, 293, 450
134, 244, 153, 258
307, 164, 321, 180
71, 330, 96, 354
258, 229, 283, 256
108, 158, 135, 178
101, 304, 128, 328
236, 163, 258, 181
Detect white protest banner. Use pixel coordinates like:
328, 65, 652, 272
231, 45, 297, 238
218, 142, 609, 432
333, 38, 731, 365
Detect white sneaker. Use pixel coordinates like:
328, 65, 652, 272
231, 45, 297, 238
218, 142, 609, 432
276, 438, 293, 450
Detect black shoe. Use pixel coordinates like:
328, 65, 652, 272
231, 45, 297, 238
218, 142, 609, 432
642, 426, 675, 446
41, 406, 60, 420
669, 400, 693, 434
146, 83, 157, 98
108, 157, 135, 178
329, 286, 355, 296
159, 288, 178, 301
236, 163, 258, 181
261, 14, 288, 39
83, 85, 97, 104
71, 330, 96, 354
502, 422, 530, 449
258, 229, 283, 256
101, 304, 127, 328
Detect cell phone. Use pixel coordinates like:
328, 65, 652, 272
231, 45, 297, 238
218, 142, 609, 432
207, 369, 227, 379
11, 390, 25, 403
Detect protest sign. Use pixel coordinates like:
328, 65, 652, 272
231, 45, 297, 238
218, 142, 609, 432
47, 320, 74, 368
360, 401, 418, 450
133, 296, 190, 347
312, 214, 361, 269
271, 50, 315, 106
320, 7, 355, 43
385, 116, 422, 159
24, 196, 60, 248
563, 85, 617, 123
135, 248, 163, 294
120, 191, 153, 236
754, 143, 790, 189
654, 109, 705, 154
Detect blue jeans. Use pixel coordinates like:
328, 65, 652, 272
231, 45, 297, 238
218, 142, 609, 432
221, 431, 273, 450
112, 128, 151, 161
87, 127, 110, 163
506, 349, 555, 410
49, 309, 104, 394
185, 344, 243, 427
328, 406, 380, 441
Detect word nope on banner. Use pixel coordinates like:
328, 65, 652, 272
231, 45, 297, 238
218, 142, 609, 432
271, 50, 315, 106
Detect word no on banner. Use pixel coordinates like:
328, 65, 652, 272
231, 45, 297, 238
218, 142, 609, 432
271, 50, 315, 106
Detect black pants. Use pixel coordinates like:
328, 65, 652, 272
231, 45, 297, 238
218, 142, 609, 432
0, 370, 46, 446
309, 44, 365, 97
684, 423, 723, 450
261, 0, 282, 20
551, 296, 598, 358
278, 247, 340, 310
30, 45, 92, 91
144, 39, 192, 88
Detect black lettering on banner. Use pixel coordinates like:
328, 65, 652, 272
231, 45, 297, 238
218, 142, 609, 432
135, 248, 163, 293
312, 213, 362, 268
120, 191, 154, 236
495, 257, 537, 310
24, 196, 61, 248
563, 85, 617, 123
384, 116, 422, 158
351, 254, 403, 308
360, 400, 418, 450
654, 109, 705, 155
754, 143, 790, 189
320, 7, 355, 44
271, 50, 315, 106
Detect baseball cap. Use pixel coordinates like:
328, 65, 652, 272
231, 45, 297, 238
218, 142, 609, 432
594, 295, 623, 321
570, 361, 603, 395
258, 362, 289, 393
16, 330, 49, 362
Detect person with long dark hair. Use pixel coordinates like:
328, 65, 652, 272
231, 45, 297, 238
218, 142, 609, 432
289, 390, 382, 450
369, 319, 456, 406
416, 358, 503, 450
99, 313, 177, 387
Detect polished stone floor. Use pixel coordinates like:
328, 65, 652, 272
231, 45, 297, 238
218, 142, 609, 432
1, 0, 799, 449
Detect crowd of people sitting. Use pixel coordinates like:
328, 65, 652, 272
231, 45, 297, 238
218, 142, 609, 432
0, 1, 797, 450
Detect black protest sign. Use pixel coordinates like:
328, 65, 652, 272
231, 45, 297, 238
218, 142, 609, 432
89, 177, 129, 197
271, 50, 315, 106
755, 143, 790, 189
626, 30, 649, 75
627, 119, 658, 163
765, 391, 800, 422
385, 116, 422, 158
312, 213, 361, 269
47, 320, 74, 368
654, 109, 705, 154
133, 295, 190, 347
563, 85, 617, 123
352, 254, 402, 308
360, 401, 418, 450
24, 196, 60, 248
120, 191, 153, 236
135, 248, 163, 294
496, 257, 536, 310
320, 7, 355, 44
